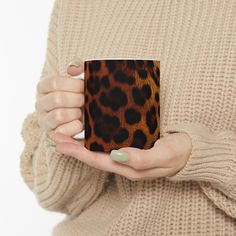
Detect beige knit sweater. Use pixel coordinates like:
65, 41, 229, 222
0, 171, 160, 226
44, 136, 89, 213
20, 0, 236, 235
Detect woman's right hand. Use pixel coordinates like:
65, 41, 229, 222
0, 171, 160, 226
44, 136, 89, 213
35, 59, 84, 137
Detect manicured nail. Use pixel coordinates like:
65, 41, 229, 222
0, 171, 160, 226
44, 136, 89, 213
45, 137, 56, 147
110, 150, 129, 162
48, 143, 56, 147
67, 60, 81, 68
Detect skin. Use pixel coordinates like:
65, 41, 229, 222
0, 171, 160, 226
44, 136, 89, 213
48, 131, 192, 180
35, 58, 85, 136
36, 58, 193, 181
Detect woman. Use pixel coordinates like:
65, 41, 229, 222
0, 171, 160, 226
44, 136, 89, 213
20, 0, 236, 235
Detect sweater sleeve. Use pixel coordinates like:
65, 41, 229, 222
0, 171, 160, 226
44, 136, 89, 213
19, 0, 109, 217
162, 122, 236, 219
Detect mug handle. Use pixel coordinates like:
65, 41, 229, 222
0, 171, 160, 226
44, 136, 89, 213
71, 72, 85, 139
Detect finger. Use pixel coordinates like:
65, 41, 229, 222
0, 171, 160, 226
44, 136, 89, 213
55, 142, 173, 181
67, 59, 84, 76
55, 142, 143, 175
36, 91, 84, 112
56, 142, 114, 172
54, 119, 84, 136
110, 140, 170, 170
116, 166, 175, 181
43, 108, 82, 130
48, 130, 84, 146
37, 75, 84, 94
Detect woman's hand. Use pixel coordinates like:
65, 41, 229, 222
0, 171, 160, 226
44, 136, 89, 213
35, 59, 85, 136
47, 131, 192, 181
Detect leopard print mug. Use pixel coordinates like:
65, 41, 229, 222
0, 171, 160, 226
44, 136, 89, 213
73, 58, 160, 153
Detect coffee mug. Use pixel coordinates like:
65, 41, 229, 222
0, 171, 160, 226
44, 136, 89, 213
72, 58, 160, 153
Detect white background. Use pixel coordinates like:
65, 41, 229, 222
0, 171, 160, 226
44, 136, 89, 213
0, 0, 65, 235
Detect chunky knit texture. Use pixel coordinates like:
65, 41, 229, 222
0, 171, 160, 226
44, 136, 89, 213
20, 0, 236, 235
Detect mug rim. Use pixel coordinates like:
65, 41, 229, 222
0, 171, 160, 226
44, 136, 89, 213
84, 56, 161, 62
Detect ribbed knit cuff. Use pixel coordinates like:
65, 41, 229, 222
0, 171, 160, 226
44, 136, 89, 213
162, 123, 236, 191
33, 136, 109, 215
20, 111, 110, 215
20, 111, 44, 190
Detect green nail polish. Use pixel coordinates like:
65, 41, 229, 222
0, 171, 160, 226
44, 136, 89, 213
110, 150, 129, 162
48, 143, 56, 147
45, 137, 56, 147
67, 60, 81, 67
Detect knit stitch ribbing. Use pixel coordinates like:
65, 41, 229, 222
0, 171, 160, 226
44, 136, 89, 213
20, 0, 236, 235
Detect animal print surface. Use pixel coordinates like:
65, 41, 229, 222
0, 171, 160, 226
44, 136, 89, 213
84, 59, 160, 153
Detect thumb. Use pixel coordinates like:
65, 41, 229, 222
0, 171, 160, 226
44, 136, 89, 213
109, 146, 145, 165
67, 58, 84, 77
116, 146, 141, 154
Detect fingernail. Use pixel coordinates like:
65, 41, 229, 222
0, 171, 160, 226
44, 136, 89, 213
110, 150, 129, 162
67, 60, 81, 68
48, 143, 56, 147
45, 138, 56, 147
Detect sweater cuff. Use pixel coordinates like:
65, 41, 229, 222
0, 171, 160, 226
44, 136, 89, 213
162, 123, 236, 190
20, 111, 44, 190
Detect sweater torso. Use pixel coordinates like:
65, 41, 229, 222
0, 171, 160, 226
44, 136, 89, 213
36, 0, 236, 235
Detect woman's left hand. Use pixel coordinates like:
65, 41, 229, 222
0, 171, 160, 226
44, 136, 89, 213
47, 131, 192, 181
